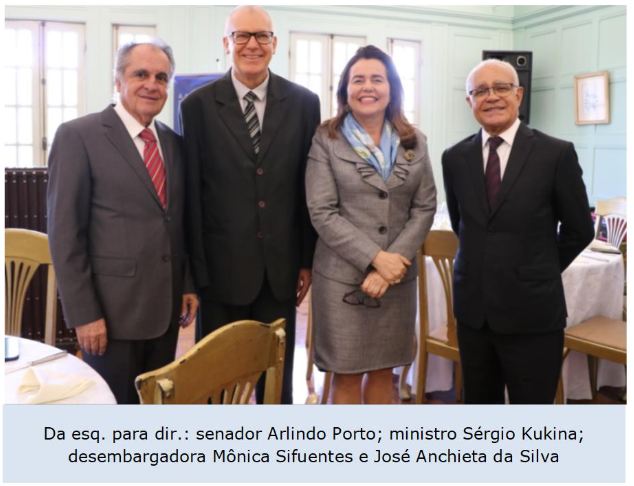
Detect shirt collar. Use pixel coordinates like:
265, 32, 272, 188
231, 69, 269, 103
481, 117, 521, 148
114, 102, 159, 140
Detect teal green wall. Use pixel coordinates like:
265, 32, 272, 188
5, 5, 626, 204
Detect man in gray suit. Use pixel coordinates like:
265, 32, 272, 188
47, 38, 198, 404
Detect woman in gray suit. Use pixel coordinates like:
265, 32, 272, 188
306, 45, 436, 404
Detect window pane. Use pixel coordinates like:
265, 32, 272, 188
5, 107, 17, 144
5, 145, 18, 168
308, 74, 321, 96
63, 107, 77, 122
48, 107, 62, 143
135, 34, 152, 43
17, 107, 32, 144
120, 33, 134, 46
63, 69, 78, 106
346, 43, 360, 62
47, 30, 62, 68
5, 29, 17, 67
5, 67, 17, 105
309, 41, 321, 74
17, 68, 32, 105
47, 69, 62, 106
295, 74, 308, 90
17, 29, 33, 67
18, 145, 34, 167
63, 31, 79, 68
296, 40, 308, 73
333, 42, 347, 74
403, 79, 415, 112
405, 111, 415, 124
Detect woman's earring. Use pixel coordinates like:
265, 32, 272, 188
344, 104, 351, 113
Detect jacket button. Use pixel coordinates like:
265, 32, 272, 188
257, 231, 264, 239
258, 201, 266, 209
378, 226, 388, 235
256, 168, 264, 176
379, 191, 388, 199
162, 255, 171, 262
165, 216, 171, 222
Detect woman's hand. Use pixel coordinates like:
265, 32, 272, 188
361, 270, 390, 299
371, 250, 411, 284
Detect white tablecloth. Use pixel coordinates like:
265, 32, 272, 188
407, 250, 625, 401
5, 338, 117, 404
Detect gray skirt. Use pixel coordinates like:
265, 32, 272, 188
311, 271, 416, 374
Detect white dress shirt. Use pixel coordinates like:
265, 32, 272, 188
481, 117, 521, 180
114, 102, 165, 161
231, 69, 269, 130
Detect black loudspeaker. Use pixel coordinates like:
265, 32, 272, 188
482, 50, 532, 125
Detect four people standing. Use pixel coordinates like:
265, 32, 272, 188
46, 7, 596, 405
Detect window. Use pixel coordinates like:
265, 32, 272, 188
4, 20, 85, 167
113, 24, 156, 53
388, 38, 421, 125
290, 33, 364, 120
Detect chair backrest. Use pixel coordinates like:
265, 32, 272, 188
595, 198, 627, 248
417, 229, 459, 345
135, 319, 286, 404
5, 229, 57, 345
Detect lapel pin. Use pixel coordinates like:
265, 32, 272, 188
404, 149, 415, 161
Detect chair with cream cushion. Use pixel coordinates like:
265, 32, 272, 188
5, 228, 57, 345
135, 319, 286, 404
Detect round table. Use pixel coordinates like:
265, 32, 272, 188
407, 250, 625, 401
4, 338, 117, 404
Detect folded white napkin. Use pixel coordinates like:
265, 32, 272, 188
17, 367, 93, 404
587, 239, 621, 254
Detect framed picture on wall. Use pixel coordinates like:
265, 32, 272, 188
574, 71, 610, 125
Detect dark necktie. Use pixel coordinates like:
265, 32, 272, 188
140, 128, 167, 208
485, 136, 503, 210
244, 91, 261, 154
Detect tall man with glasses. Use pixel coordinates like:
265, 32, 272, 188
181, 5, 320, 403
442, 59, 594, 404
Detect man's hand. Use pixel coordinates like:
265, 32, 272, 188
75, 318, 107, 356
296, 268, 312, 306
371, 250, 411, 284
180, 293, 199, 328
361, 270, 390, 299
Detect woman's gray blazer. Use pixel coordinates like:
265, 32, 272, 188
306, 125, 437, 285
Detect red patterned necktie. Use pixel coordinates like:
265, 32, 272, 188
140, 128, 166, 208
485, 136, 503, 210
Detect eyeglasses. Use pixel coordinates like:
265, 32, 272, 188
228, 31, 275, 45
342, 290, 381, 308
469, 83, 518, 100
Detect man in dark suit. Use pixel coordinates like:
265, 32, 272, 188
47, 39, 198, 404
181, 5, 320, 404
442, 59, 595, 404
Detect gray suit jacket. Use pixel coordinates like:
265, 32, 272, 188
47, 105, 192, 340
306, 126, 437, 285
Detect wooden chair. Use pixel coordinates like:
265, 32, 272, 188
411, 229, 462, 404
5, 228, 57, 345
559, 316, 626, 402
135, 319, 286, 404
595, 198, 627, 248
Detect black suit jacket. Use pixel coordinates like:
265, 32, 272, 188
442, 123, 595, 334
181, 70, 321, 305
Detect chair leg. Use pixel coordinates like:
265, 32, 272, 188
415, 352, 429, 404
555, 376, 565, 404
587, 355, 598, 399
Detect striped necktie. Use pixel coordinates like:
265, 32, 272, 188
485, 136, 503, 210
140, 128, 167, 208
244, 91, 261, 154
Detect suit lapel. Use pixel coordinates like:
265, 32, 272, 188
102, 106, 164, 209
490, 123, 535, 218
466, 130, 489, 217
333, 136, 387, 192
257, 72, 289, 163
215, 71, 258, 162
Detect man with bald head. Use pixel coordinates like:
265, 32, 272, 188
181, 5, 321, 403
442, 59, 594, 404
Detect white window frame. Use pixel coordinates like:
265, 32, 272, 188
5, 20, 86, 167
289, 33, 365, 120
113, 24, 157, 54
388, 38, 421, 126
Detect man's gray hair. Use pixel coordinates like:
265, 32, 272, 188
466, 59, 519, 95
114, 37, 175, 83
